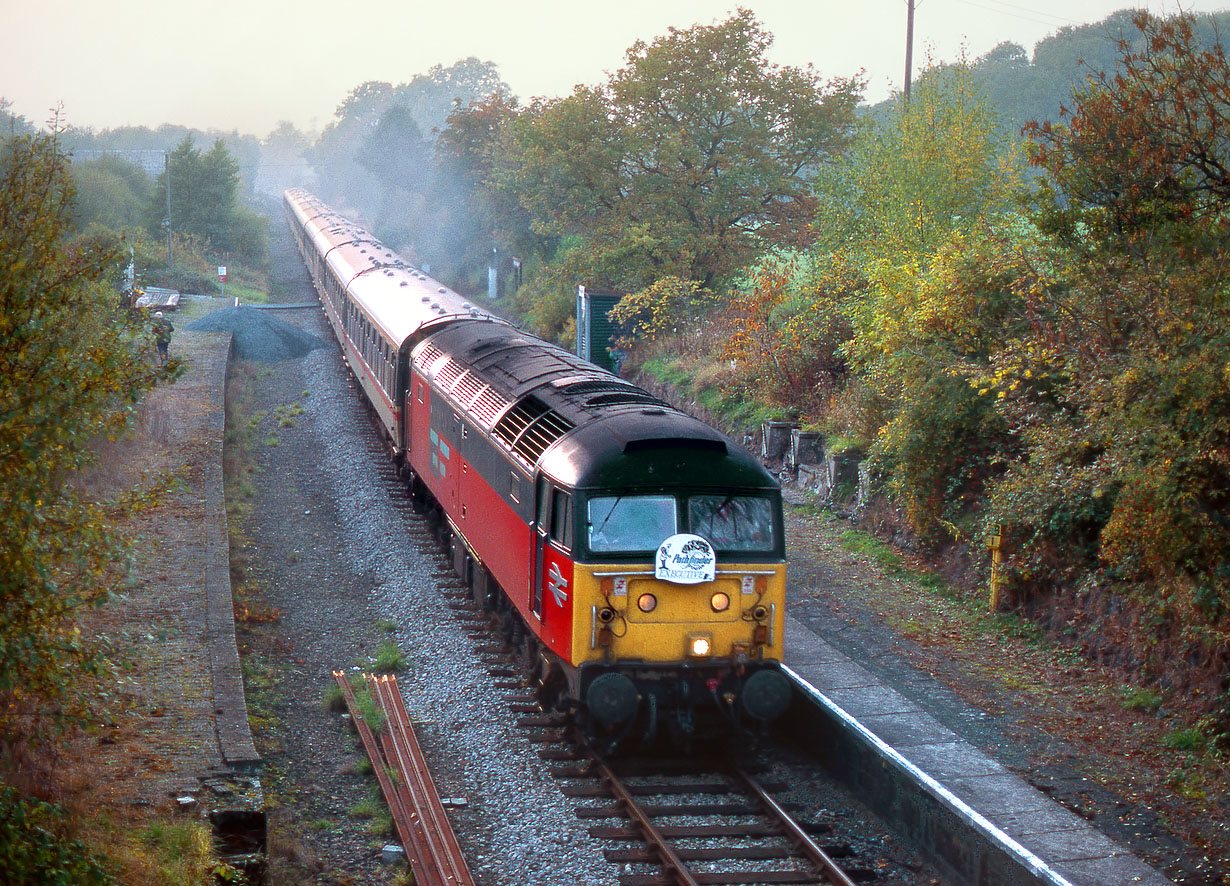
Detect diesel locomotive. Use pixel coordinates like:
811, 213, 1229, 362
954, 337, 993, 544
284, 189, 792, 743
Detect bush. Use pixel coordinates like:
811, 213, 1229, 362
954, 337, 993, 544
512, 272, 575, 346
874, 371, 1009, 545
0, 788, 111, 886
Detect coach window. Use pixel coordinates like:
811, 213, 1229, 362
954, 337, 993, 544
550, 489, 572, 550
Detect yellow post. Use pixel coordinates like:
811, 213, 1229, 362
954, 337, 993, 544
988, 524, 1006, 610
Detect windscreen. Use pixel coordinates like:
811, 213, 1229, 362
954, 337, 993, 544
587, 495, 677, 553
688, 495, 775, 551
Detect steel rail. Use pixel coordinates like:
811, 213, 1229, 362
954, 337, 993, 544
331, 671, 434, 880
730, 765, 860, 886
573, 733, 861, 886
580, 736, 703, 886
371, 674, 476, 886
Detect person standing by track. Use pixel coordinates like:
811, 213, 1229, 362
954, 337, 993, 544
153, 311, 174, 364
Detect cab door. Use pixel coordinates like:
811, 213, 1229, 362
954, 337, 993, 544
532, 478, 574, 656
532, 477, 549, 618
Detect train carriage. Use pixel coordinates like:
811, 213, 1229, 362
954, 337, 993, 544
284, 188, 792, 744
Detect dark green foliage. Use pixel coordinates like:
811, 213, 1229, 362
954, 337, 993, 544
875, 371, 1009, 547
0, 788, 111, 886
69, 155, 153, 231
146, 136, 267, 267
358, 106, 432, 251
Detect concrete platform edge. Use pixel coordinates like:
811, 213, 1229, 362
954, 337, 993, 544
201, 334, 261, 769
781, 665, 1171, 886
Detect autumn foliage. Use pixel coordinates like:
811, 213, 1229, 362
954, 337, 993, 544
0, 130, 162, 753
680, 14, 1228, 727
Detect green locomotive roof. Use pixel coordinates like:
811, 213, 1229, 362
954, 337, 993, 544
542, 410, 778, 492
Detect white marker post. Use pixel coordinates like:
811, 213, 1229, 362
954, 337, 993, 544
218, 266, 229, 304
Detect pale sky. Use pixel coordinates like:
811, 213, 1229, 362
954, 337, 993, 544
2, 0, 1225, 137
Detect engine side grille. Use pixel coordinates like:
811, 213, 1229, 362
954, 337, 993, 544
493, 397, 575, 465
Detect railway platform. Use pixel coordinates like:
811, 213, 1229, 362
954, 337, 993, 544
782, 610, 1175, 886
77, 293, 263, 862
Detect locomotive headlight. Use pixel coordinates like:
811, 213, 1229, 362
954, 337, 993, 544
688, 634, 712, 657
636, 593, 658, 613
709, 592, 730, 613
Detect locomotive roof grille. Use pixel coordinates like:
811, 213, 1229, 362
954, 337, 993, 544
493, 396, 575, 465
435, 358, 466, 390
418, 341, 446, 366
450, 370, 485, 405
470, 387, 512, 427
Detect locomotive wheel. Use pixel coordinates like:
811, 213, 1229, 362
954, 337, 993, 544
519, 630, 539, 673
535, 652, 569, 714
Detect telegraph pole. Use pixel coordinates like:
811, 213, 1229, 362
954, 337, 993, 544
164, 152, 173, 269
904, 0, 916, 104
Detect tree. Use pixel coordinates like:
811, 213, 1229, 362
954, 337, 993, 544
256, 120, 316, 197
150, 136, 236, 246
308, 60, 510, 239
1, 97, 35, 138
494, 9, 862, 293
430, 94, 534, 289
147, 136, 266, 266
997, 11, 1230, 626
0, 128, 161, 748
357, 105, 432, 248
69, 154, 154, 232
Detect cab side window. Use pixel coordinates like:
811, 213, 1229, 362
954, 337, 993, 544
549, 489, 572, 550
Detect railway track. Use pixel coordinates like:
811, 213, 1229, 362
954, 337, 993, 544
549, 736, 869, 886
332, 669, 476, 886
351, 424, 930, 886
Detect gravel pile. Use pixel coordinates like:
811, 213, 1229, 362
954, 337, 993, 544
187, 305, 326, 361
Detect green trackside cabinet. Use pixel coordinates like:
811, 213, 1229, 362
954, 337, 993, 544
576, 286, 623, 374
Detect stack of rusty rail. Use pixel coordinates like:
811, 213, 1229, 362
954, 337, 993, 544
332, 670, 475, 886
